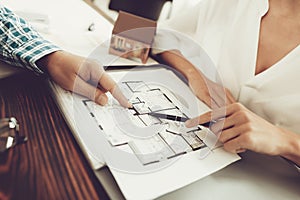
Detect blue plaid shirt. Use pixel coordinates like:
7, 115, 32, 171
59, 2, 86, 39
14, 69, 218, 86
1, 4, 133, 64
0, 5, 60, 74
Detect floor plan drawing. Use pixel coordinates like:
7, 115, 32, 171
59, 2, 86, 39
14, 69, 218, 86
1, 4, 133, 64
51, 66, 240, 200
82, 80, 221, 165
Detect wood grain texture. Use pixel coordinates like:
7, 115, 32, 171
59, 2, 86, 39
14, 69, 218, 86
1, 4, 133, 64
0, 72, 109, 200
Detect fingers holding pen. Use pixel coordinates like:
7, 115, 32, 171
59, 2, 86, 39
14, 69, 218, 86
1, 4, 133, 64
185, 103, 246, 128
185, 106, 229, 128
184, 103, 251, 153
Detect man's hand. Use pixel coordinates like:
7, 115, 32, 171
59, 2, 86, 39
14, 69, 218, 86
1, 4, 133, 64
37, 51, 131, 108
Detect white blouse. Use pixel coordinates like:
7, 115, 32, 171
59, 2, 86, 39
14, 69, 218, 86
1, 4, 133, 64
153, 0, 300, 134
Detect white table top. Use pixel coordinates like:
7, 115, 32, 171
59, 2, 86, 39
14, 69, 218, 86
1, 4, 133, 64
2, 0, 299, 199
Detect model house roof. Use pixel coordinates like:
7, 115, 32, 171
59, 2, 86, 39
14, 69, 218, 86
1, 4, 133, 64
112, 11, 157, 44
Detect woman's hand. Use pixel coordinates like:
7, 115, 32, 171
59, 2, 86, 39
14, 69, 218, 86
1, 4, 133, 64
187, 70, 236, 108
155, 50, 235, 108
37, 51, 131, 108
185, 103, 300, 165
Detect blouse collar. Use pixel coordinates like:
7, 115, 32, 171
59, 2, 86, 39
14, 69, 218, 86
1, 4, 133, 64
258, 0, 269, 17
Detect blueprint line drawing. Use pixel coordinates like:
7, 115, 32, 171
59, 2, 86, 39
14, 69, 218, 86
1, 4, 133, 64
51, 67, 240, 199
82, 80, 221, 165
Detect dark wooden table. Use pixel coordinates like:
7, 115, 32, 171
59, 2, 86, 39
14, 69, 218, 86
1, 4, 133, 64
0, 72, 109, 200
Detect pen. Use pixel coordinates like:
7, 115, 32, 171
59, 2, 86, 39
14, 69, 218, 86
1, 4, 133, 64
147, 112, 214, 127
148, 112, 189, 122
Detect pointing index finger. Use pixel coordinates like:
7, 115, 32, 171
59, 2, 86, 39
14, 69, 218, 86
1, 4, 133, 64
111, 85, 132, 108
99, 72, 132, 108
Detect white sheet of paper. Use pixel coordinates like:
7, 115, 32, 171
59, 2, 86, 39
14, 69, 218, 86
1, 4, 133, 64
51, 66, 240, 200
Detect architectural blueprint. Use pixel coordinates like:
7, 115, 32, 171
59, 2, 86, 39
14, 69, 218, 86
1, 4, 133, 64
83, 80, 222, 166
51, 66, 240, 200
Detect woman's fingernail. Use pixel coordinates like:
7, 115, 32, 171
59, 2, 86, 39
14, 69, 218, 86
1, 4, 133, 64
236, 148, 246, 154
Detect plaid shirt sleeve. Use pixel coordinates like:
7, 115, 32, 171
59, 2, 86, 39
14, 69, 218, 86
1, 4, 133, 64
0, 5, 61, 74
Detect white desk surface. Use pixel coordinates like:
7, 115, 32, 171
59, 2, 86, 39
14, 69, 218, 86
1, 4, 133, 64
3, 0, 299, 199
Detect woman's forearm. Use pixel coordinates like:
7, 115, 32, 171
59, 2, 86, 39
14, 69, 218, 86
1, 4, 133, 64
280, 129, 300, 166
156, 50, 236, 107
156, 50, 203, 81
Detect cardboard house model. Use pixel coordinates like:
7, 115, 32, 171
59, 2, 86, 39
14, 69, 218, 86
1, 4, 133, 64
109, 11, 157, 63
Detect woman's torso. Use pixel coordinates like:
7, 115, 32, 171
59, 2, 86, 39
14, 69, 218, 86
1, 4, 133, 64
192, 0, 300, 133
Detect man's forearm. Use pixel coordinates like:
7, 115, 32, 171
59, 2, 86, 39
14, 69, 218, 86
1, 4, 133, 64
0, 4, 60, 74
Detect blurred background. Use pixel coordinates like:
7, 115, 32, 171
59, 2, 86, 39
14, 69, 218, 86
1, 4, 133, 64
84, 0, 203, 23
